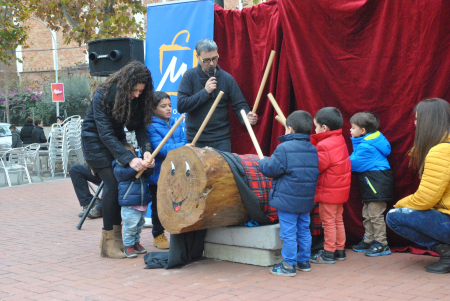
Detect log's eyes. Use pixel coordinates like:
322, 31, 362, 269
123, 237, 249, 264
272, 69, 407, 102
185, 161, 190, 177
171, 161, 175, 176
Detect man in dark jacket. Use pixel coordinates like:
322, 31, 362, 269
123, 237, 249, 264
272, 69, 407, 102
177, 38, 258, 152
31, 119, 47, 149
259, 111, 319, 277
20, 117, 34, 145
9, 125, 23, 148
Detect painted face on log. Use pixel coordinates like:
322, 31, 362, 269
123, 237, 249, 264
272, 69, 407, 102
169, 160, 191, 211
157, 146, 249, 234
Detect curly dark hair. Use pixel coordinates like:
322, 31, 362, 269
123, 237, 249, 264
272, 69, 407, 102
98, 61, 154, 125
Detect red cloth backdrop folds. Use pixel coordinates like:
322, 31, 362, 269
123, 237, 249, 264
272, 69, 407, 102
214, 0, 450, 253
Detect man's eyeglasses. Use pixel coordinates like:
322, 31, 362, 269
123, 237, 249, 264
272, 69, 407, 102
198, 55, 219, 64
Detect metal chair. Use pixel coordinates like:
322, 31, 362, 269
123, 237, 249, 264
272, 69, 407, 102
24, 143, 42, 182
0, 147, 31, 187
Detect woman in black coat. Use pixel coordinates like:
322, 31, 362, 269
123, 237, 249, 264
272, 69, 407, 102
20, 117, 34, 145
81, 61, 155, 258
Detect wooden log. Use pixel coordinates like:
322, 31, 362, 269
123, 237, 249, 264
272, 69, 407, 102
157, 146, 250, 234
252, 50, 276, 114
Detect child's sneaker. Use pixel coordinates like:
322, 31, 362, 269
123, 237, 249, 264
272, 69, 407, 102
270, 261, 296, 277
133, 243, 147, 254
124, 246, 137, 258
335, 250, 346, 261
296, 261, 311, 272
365, 242, 391, 257
310, 250, 336, 264
352, 240, 374, 252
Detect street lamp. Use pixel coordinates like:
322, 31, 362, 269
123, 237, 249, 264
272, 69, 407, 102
30, 17, 60, 117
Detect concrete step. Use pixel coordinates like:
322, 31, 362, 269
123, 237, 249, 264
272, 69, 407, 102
204, 242, 282, 267
205, 224, 282, 250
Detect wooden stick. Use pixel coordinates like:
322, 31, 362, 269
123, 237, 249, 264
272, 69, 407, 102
267, 93, 286, 124
240, 109, 264, 159
135, 115, 185, 179
252, 50, 276, 114
191, 91, 224, 146
275, 115, 285, 127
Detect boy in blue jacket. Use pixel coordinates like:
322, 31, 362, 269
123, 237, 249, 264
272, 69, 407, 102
259, 111, 319, 277
147, 91, 190, 249
113, 143, 153, 258
349, 112, 393, 257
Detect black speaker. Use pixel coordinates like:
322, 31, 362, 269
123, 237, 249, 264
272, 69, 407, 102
88, 38, 145, 77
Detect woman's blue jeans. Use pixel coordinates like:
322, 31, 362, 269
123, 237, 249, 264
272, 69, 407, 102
386, 208, 450, 250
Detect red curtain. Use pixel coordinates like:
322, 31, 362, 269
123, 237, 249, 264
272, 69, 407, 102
214, 0, 450, 254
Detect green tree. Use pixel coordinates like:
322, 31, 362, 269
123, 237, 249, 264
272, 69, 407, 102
26, 0, 146, 46
1, 0, 146, 64
0, 1, 31, 64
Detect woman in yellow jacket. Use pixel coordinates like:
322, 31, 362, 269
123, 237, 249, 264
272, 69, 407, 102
386, 98, 450, 274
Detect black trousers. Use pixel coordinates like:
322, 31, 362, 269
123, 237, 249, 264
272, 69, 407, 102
96, 166, 121, 230
149, 185, 165, 238
69, 164, 102, 207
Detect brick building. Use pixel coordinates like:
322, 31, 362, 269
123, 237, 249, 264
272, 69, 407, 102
8, 0, 261, 86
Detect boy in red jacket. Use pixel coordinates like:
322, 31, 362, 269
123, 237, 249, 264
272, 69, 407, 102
310, 107, 352, 264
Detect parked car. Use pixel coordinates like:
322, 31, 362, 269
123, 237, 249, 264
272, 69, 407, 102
0, 123, 12, 148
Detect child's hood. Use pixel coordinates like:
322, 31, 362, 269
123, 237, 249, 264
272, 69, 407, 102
310, 128, 343, 146
351, 131, 391, 156
277, 132, 311, 143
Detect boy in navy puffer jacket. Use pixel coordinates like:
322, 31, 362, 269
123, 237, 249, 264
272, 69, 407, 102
349, 112, 393, 257
147, 91, 190, 249
113, 143, 153, 258
259, 111, 319, 277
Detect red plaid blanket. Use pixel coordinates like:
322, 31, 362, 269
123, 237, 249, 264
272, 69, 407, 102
236, 154, 278, 222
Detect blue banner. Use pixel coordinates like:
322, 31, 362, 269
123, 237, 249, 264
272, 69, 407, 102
146, 0, 214, 125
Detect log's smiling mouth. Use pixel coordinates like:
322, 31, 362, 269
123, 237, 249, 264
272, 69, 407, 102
170, 195, 187, 212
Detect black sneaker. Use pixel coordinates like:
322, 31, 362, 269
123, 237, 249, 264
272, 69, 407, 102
353, 240, 374, 252
270, 261, 296, 276
133, 243, 147, 254
365, 242, 391, 257
296, 261, 311, 272
335, 250, 346, 261
124, 247, 137, 258
310, 250, 336, 264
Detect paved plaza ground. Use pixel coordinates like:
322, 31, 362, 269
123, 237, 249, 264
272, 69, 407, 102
1, 179, 450, 301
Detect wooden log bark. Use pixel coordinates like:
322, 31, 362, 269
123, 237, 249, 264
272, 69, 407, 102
157, 146, 250, 234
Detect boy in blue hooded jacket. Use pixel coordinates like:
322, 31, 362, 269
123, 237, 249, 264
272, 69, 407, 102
147, 91, 190, 249
349, 112, 393, 257
259, 111, 319, 277
113, 143, 153, 258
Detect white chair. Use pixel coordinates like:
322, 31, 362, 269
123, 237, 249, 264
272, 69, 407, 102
0, 147, 31, 187
24, 143, 42, 182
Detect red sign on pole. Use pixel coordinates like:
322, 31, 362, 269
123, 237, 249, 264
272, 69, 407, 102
51, 83, 65, 102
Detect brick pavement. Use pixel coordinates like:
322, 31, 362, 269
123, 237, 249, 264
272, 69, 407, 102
0, 179, 449, 301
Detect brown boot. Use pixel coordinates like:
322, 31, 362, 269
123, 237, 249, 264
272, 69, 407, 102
153, 233, 170, 249
100, 229, 126, 258
113, 224, 125, 252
